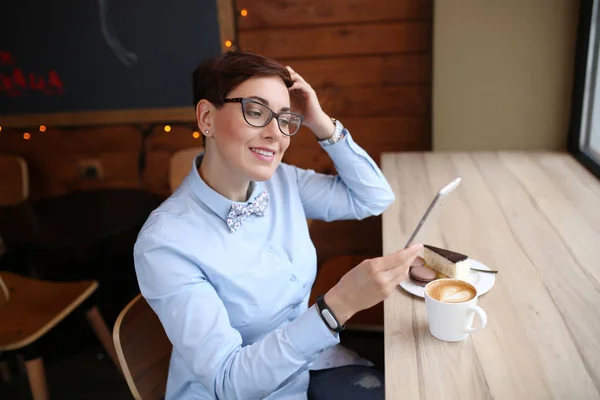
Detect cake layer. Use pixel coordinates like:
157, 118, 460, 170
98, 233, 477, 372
423, 245, 470, 281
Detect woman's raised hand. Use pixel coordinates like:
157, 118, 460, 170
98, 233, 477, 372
286, 66, 335, 140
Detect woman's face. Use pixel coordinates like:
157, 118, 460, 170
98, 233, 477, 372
208, 76, 292, 183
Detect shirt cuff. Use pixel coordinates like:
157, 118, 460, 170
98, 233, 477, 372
285, 305, 340, 359
320, 131, 374, 168
319, 130, 356, 154
318, 129, 348, 149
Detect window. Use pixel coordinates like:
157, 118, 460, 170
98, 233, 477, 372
569, 0, 600, 178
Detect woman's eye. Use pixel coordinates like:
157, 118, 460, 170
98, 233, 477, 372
246, 108, 263, 118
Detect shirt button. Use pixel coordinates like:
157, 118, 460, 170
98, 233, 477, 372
290, 274, 297, 281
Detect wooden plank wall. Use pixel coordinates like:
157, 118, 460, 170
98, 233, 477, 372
237, 0, 433, 261
0, 0, 432, 266
0, 124, 201, 199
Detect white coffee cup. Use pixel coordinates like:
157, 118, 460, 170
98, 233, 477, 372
424, 278, 487, 342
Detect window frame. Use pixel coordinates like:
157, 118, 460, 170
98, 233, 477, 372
568, 0, 600, 178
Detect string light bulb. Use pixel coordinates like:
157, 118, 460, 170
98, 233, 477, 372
240, 9, 248, 17
225, 40, 233, 48
192, 131, 200, 139
23, 132, 31, 140
39, 125, 46, 132
0, 126, 3, 132
164, 125, 171, 132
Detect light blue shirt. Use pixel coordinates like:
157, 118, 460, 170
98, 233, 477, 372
133, 131, 395, 399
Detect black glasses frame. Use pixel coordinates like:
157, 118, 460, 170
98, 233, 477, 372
224, 98, 304, 136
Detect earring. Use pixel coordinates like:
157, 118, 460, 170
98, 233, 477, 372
205, 130, 209, 134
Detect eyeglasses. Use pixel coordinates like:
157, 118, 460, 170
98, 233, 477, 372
224, 98, 304, 136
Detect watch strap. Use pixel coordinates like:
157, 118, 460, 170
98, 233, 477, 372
318, 118, 345, 147
316, 295, 345, 333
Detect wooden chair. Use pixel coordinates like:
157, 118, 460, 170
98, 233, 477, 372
113, 293, 172, 400
0, 272, 121, 400
0, 154, 29, 259
169, 147, 203, 193
0, 154, 29, 206
310, 255, 383, 331
0, 152, 28, 274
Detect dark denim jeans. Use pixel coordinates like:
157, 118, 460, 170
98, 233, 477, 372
308, 365, 385, 400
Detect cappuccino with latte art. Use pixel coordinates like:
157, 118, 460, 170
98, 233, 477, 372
426, 279, 476, 303
424, 278, 487, 342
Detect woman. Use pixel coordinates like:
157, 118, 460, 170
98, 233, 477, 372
134, 51, 422, 400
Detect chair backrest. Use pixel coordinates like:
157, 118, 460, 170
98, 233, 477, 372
0, 154, 29, 206
0, 274, 9, 307
0, 235, 6, 260
113, 294, 172, 400
169, 147, 203, 193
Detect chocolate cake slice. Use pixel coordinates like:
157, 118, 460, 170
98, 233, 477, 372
423, 245, 470, 281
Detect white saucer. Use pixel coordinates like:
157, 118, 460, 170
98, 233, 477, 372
399, 258, 496, 298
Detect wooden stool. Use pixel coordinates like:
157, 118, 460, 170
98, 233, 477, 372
310, 255, 383, 331
0, 272, 121, 400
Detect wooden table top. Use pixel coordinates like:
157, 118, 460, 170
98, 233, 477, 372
381, 152, 600, 400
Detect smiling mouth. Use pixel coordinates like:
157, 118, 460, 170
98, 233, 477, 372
250, 148, 275, 157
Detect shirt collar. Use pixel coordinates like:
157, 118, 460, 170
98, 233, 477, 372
186, 153, 264, 221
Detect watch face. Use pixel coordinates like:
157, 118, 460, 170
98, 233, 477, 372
321, 309, 339, 330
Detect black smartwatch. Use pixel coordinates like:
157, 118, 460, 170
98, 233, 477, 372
316, 295, 345, 333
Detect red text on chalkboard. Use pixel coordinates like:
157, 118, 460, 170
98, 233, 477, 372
0, 51, 64, 97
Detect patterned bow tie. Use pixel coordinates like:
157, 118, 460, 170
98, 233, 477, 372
226, 190, 269, 233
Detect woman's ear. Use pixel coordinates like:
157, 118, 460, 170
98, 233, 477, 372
196, 100, 215, 139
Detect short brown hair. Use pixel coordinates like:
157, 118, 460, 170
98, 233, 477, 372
192, 51, 293, 145
192, 50, 293, 108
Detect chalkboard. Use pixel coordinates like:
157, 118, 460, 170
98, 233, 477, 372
0, 0, 222, 125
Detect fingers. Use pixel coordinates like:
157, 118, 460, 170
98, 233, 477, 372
288, 82, 316, 103
286, 66, 316, 101
379, 245, 422, 287
377, 244, 423, 272
289, 80, 311, 94
288, 80, 303, 91
382, 258, 412, 285
286, 65, 297, 77
286, 66, 307, 83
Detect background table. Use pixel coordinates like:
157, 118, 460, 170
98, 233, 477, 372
381, 152, 600, 399
0, 188, 164, 249
0, 188, 166, 327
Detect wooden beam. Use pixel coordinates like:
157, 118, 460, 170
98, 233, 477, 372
318, 85, 430, 118
291, 116, 430, 148
237, 0, 432, 29
238, 21, 431, 60
0, 107, 196, 129
0, 126, 142, 154
287, 54, 431, 88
